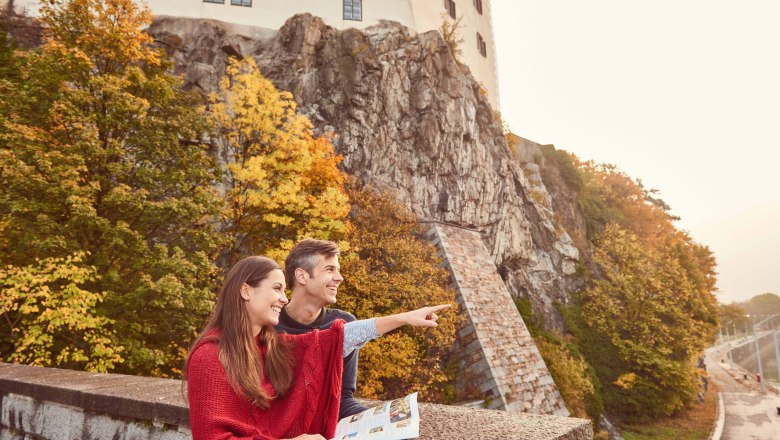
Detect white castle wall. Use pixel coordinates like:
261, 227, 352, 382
6, 0, 500, 108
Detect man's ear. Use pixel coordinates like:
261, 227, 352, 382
240, 284, 251, 301
294, 267, 309, 286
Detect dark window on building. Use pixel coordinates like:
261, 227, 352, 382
203, 0, 224, 4
344, 0, 363, 20
473, 0, 483, 15
477, 32, 487, 57
445, 0, 456, 19
230, 0, 251, 6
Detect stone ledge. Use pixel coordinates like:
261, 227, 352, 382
0, 362, 187, 428
0, 363, 592, 439
419, 403, 591, 440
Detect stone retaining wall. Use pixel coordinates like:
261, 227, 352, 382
730, 332, 776, 365
427, 223, 569, 416
0, 363, 591, 440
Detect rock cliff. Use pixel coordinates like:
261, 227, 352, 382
148, 15, 583, 329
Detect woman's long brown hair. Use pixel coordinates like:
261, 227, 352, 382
184, 256, 295, 409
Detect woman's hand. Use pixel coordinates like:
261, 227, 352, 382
285, 435, 326, 440
375, 304, 451, 335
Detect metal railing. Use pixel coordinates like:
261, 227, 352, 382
719, 314, 780, 393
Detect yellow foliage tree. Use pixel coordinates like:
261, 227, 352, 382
577, 161, 680, 244
535, 338, 595, 418
579, 224, 716, 420
0, 0, 225, 377
207, 57, 350, 264
0, 252, 122, 372
535, 136, 719, 424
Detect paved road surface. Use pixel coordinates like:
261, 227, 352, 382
706, 346, 780, 439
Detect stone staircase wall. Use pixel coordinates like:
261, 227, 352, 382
427, 223, 569, 416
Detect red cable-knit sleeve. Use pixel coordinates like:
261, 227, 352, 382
187, 342, 276, 440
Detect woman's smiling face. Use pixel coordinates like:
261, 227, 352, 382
242, 268, 288, 334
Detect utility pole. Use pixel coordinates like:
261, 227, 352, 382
774, 329, 780, 388
726, 323, 733, 365
5, 1, 14, 25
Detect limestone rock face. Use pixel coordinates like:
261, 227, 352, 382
148, 15, 583, 328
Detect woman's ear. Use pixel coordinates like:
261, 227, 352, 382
240, 284, 251, 301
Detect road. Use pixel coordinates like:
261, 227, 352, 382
706, 345, 780, 439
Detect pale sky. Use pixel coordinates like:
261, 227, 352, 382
492, 0, 780, 304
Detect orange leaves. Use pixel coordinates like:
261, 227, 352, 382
307, 133, 345, 189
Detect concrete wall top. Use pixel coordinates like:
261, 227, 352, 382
0, 362, 188, 427
0, 363, 592, 439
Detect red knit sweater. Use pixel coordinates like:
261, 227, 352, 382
187, 320, 345, 440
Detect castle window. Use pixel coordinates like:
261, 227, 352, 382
203, 0, 224, 3
344, 0, 363, 21
477, 32, 487, 57
230, 0, 251, 6
473, 0, 483, 15
445, 0, 456, 19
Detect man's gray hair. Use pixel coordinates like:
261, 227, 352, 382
284, 239, 340, 289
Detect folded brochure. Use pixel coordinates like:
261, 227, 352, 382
331, 392, 419, 440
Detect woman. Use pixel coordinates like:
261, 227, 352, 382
185, 256, 449, 440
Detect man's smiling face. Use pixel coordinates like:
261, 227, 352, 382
301, 254, 343, 306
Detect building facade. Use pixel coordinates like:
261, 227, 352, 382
6, 0, 500, 108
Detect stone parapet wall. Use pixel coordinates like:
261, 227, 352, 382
0, 363, 189, 440
427, 223, 569, 416
0, 363, 591, 439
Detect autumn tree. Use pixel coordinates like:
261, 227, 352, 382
0, 252, 122, 371
575, 162, 680, 243
205, 60, 458, 400
718, 302, 749, 336
742, 293, 780, 316
576, 224, 717, 421
206, 56, 349, 264
0, 0, 225, 376
337, 183, 458, 402
533, 147, 719, 422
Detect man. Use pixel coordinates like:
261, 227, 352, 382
275, 239, 368, 419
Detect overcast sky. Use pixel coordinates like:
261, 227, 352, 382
491, 0, 780, 304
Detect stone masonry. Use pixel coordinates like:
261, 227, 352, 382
0, 363, 592, 440
428, 223, 569, 416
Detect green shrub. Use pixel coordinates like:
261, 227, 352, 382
540, 145, 583, 191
